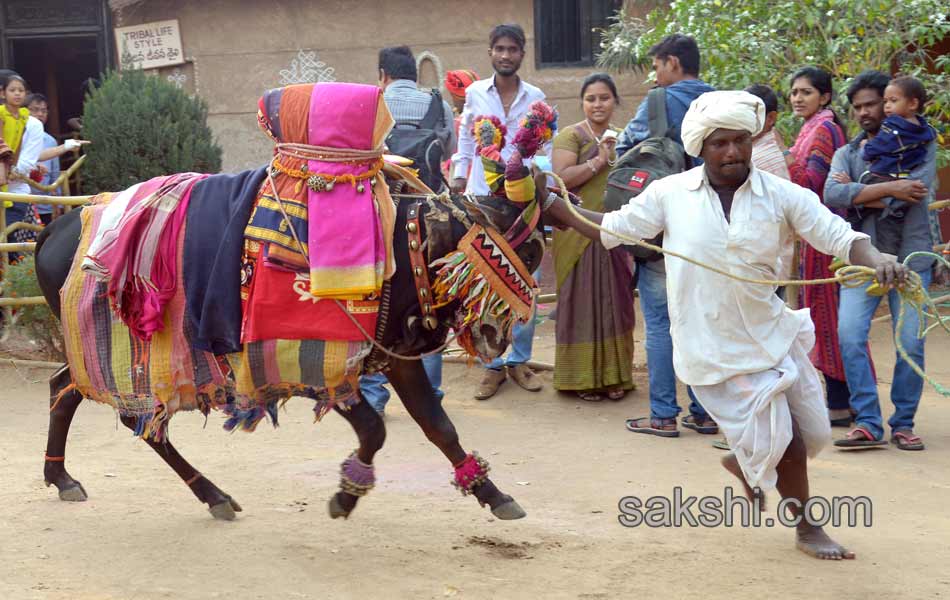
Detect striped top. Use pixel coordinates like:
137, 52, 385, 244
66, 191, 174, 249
751, 132, 790, 180
383, 79, 456, 154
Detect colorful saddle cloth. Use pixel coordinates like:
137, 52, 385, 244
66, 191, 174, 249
252, 82, 396, 298
62, 197, 369, 440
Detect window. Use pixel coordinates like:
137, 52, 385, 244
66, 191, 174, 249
534, 0, 622, 68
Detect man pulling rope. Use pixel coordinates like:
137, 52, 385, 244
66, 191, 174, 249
542, 90, 918, 561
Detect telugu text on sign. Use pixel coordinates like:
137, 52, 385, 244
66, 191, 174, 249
115, 19, 186, 71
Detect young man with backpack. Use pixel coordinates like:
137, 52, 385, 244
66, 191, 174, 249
379, 45, 456, 192
360, 46, 455, 416
613, 34, 718, 438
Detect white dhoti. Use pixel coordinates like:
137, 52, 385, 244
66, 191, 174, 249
690, 323, 832, 491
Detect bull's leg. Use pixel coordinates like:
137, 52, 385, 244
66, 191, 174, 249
327, 398, 386, 519
388, 358, 526, 520
117, 416, 242, 521
44, 365, 88, 502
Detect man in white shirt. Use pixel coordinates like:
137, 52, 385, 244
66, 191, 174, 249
450, 23, 546, 399
450, 24, 546, 196
545, 91, 908, 561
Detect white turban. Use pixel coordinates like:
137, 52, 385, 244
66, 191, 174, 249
680, 91, 766, 158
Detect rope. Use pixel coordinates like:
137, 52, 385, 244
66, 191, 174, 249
545, 171, 950, 397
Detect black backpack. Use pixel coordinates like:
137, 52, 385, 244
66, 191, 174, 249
603, 87, 689, 262
385, 91, 450, 192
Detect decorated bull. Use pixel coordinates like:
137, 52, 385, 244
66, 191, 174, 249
35, 82, 552, 522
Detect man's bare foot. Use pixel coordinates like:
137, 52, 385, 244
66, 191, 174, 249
796, 526, 855, 560
720, 453, 766, 511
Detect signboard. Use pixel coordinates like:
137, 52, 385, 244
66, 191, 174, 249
115, 19, 185, 71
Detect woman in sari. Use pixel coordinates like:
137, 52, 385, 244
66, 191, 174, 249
785, 66, 854, 424
552, 73, 635, 401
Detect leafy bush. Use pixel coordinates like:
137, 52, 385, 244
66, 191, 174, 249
82, 69, 222, 192
597, 1, 950, 165
2, 257, 64, 360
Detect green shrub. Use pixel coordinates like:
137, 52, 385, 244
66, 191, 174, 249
82, 69, 223, 193
3, 257, 64, 361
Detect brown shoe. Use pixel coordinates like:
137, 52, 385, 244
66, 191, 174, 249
508, 364, 543, 392
475, 368, 507, 400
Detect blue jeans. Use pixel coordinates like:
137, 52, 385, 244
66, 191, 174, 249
486, 268, 540, 371
359, 353, 444, 413
486, 310, 536, 370
637, 262, 705, 420
838, 269, 930, 440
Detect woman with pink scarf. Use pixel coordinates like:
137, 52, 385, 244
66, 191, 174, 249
784, 66, 853, 424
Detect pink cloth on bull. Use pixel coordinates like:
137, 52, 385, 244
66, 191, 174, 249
305, 83, 388, 298
83, 172, 209, 340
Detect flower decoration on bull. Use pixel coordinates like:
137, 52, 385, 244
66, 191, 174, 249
472, 115, 508, 192
505, 100, 557, 202
429, 102, 556, 358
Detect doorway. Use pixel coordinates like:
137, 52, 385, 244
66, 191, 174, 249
9, 36, 102, 138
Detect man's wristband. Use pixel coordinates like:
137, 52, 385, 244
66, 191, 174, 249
542, 191, 558, 211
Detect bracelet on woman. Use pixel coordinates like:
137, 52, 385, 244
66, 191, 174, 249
586, 159, 598, 174
542, 191, 558, 211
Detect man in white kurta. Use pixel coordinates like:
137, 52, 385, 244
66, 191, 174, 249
599, 147, 863, 491
544, 90, 908, 560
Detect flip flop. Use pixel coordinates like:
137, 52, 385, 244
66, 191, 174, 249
606, 388, 626, 401
578, 391, 604, 402
625, 417, 679, 438
712, 439, 730, 450
834, 426, 888, 449
891, 430, 925, 451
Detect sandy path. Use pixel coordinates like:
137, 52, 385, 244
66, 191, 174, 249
1, 316, 948, 599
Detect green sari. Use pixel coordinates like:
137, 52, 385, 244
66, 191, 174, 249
551, 123, 635, 392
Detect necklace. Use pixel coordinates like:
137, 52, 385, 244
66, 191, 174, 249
584, 119, 618, 166
583, 119, 608, 143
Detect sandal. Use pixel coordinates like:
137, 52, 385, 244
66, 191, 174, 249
833, 426, 888, 449
625, 417, 679, 438
712, 438, 730, 450
606, 387, 626, 401
891, 430, 925, 451
578, 391, 603, 402
681, 414, 719, 435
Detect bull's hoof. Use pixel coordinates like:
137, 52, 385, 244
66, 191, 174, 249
328, 494, 350, 520
46, 477, 88, 502
57, 484, 88, 502
208, 497, 241, 521
491, 499, 526, 520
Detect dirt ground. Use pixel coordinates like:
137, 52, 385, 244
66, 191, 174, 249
2, 306, 949, 600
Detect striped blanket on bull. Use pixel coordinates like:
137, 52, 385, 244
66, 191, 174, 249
61, 196, 369, 441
